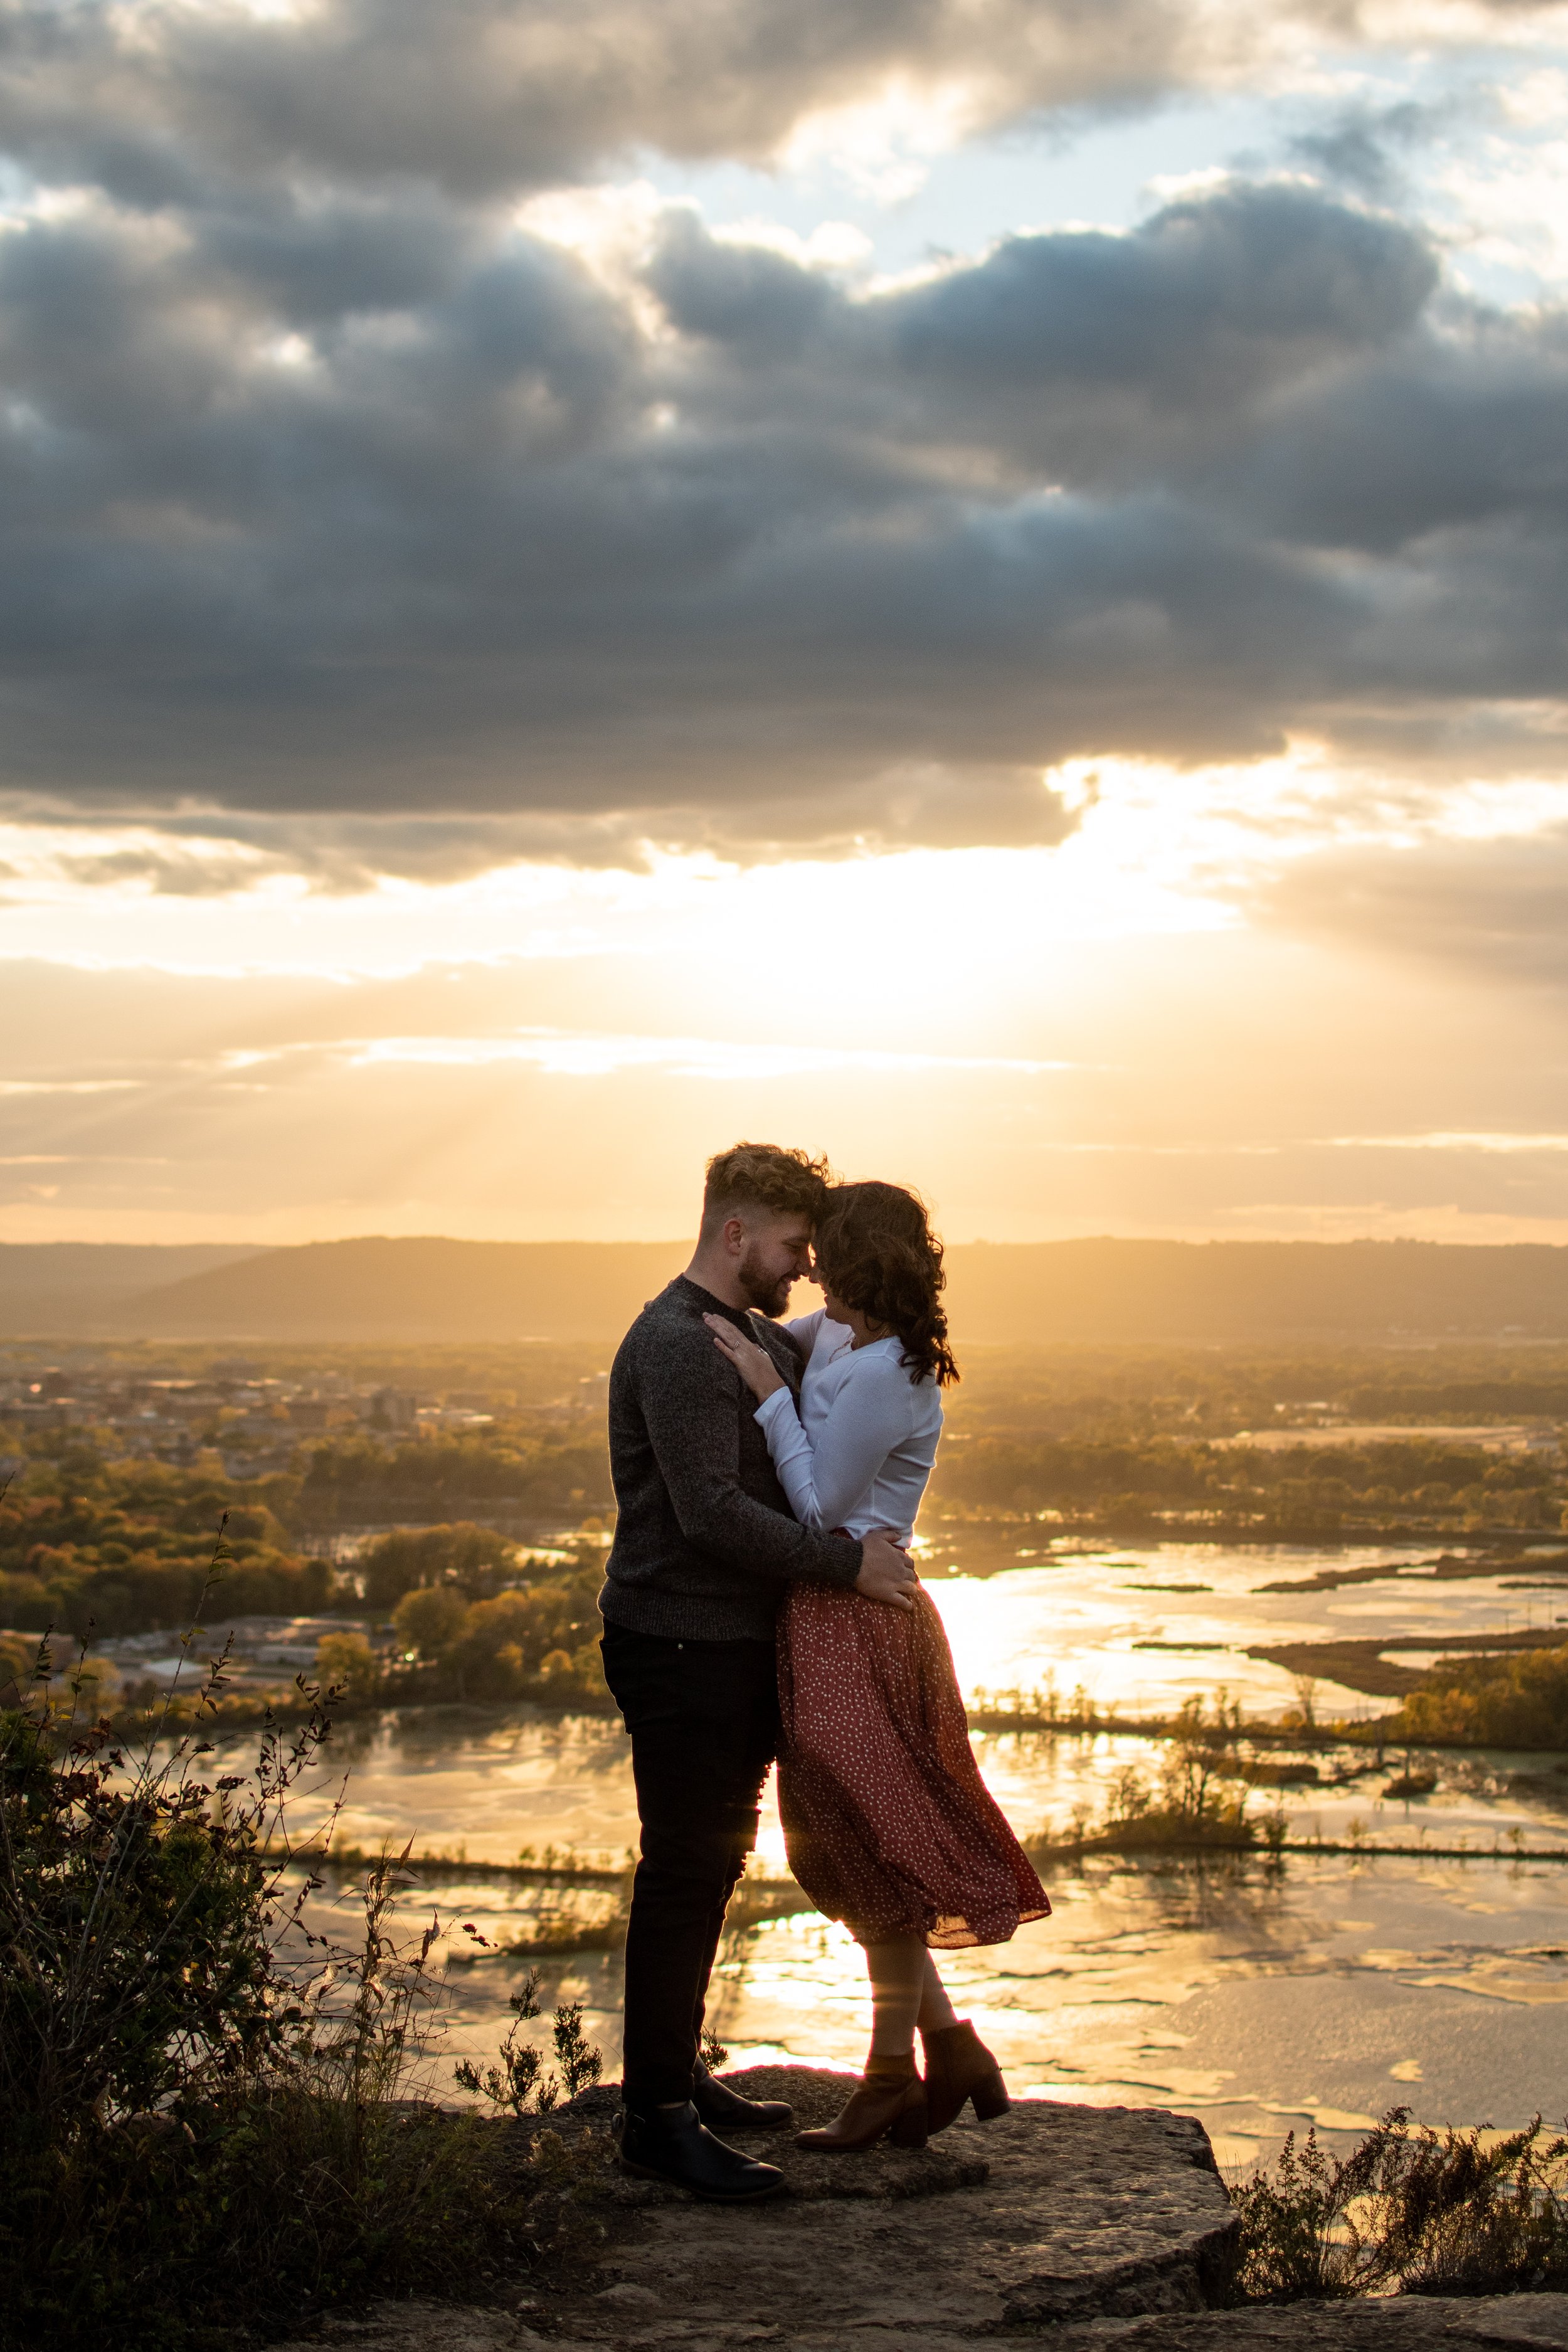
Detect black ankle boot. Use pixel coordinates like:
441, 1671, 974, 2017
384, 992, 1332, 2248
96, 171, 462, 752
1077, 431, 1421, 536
617, 2100, 787, 2202
692, 2060, 793, 2132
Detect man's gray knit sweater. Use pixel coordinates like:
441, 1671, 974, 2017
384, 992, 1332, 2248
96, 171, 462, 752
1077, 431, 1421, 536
598, 1274, 863, 1643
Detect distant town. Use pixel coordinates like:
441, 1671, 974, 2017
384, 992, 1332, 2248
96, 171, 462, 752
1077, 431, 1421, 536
0, 1357, 612, 1484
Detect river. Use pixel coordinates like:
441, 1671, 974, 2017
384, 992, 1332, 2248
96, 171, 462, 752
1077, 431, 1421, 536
236, 1535, 1568, 2172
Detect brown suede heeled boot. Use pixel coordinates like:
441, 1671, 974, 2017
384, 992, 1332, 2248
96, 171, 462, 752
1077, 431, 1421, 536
795, 2061, 929, 2152
919, 2020, 1010, 2134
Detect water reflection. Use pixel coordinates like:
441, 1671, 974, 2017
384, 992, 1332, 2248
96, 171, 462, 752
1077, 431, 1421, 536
199, 1537, 1568, 2168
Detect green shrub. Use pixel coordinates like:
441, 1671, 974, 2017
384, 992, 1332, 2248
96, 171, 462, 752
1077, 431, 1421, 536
454, 1969, 605, 2116
0, 1555, 615, 2349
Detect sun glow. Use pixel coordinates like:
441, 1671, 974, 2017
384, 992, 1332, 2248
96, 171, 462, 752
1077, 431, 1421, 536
6, 743, 1568, 1244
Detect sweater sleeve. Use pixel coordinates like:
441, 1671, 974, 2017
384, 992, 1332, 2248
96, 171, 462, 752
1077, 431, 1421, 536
634, 1320, 862, 1587
755, 1354, 916, 1532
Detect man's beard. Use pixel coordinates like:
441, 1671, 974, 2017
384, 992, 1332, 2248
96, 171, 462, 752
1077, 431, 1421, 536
736, 1246, 794, 1318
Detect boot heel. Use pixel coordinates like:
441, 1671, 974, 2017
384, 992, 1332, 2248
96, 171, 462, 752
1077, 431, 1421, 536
970, 2070, 1009, 2121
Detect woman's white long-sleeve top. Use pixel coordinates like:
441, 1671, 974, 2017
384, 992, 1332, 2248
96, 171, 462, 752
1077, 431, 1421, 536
751, 1306, 943, 1543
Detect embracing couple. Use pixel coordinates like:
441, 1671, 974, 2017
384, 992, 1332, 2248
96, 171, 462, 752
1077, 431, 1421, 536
596, 1143, 1049, 2202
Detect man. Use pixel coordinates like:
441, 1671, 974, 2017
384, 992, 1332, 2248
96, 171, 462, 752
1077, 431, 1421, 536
599, 1142, 919, 2201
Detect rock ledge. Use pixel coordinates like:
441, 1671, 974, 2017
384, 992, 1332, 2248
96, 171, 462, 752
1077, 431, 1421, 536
266, 2073, 1568, 2346
273, 2068, 1242, 2349
572, 2066, 1239, 2340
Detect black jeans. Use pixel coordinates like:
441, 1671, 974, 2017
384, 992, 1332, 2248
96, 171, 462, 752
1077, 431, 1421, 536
600, 1620, 779, 2109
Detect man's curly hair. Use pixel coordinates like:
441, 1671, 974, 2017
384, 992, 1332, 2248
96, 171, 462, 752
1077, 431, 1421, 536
700, 1142, 834, 1234
813, 1180, 960, 1388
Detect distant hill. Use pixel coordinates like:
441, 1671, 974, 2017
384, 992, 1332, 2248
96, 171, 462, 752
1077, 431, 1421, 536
38, 1232, 1568, 1343
0, 1242, 258, 1337
946, 1237, 1568, 1345
112, 1238, 687, 1342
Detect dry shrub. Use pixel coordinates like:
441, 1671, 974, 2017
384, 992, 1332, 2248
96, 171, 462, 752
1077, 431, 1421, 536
1231, 2107, 1568, 2303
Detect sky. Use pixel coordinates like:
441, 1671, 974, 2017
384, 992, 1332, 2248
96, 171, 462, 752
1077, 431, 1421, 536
3, 0, 1568, 1248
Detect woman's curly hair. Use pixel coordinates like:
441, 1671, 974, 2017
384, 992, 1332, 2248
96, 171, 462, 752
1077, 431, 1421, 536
812, 1180, 959, 1389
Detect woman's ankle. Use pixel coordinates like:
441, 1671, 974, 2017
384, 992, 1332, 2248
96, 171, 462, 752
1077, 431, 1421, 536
917, 1954, 959, 2036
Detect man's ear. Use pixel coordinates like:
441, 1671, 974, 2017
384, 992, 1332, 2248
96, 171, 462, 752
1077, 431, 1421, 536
721, 1213, 748, 1258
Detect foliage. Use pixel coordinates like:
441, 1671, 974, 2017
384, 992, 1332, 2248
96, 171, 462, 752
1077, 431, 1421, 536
0, 1442, 329, 1638
381, 1539, 611, 1708
1, 1572, 324, 2154
936, 1340, 1568, 1444
1231, 2109, 1568, 2302
314, 1629, 383, 1705
392, 1580, 472, 1657
0, 1420, 616, 1645
930, 1426, 1558, 1537
1394, 1643, 1568, 1749
361, 1520, 522, 1609
454, 1971, 604, 2117
0, 1559, 617, 2349
298, 1433, 613, 1530
1022, 1695, 1255, 1853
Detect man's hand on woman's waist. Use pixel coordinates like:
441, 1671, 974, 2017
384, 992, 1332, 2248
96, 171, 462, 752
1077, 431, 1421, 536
855, 1530, 919, 1611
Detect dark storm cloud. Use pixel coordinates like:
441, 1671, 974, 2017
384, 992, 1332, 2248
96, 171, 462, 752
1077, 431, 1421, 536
1, 94, 1567, 854
649, 186, 1441, 480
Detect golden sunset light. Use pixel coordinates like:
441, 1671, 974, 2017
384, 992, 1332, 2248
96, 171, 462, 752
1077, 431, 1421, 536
8, 2, 1568, 2334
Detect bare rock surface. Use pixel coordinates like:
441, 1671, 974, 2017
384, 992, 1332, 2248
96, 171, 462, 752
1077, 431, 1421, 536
574, 2064, 1240, 2340
272, 2296, 1568, 2352
261, 2070, 1568, 2350
1042, 2294, 1568, 2348
268, 2067, 1239, 2349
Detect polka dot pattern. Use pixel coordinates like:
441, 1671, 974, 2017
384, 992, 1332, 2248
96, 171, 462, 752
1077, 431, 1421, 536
776, 1582, 1052, 1950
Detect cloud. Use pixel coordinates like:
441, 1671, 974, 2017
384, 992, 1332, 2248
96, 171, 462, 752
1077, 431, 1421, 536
1285, 98, 1459, 201
1268, 822, 1568, 990
0, 1078, 141, 1094
5, 0, 1555, 208
340, 1028, 1070, 1078
2, 53, 1568, 863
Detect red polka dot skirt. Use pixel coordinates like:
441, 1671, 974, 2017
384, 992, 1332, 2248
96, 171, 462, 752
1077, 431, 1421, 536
776, 1582, 1051, 1949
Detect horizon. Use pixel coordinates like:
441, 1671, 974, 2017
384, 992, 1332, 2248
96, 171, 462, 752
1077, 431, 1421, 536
19, 1229, 1568, 1256
14, 1228, 1568, 1346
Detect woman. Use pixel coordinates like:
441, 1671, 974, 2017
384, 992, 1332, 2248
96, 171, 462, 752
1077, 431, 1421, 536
705, 1180, 1049, 2154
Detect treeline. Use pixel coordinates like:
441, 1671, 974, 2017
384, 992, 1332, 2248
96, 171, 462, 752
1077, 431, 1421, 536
198, 1526, 611, 1716
942, 1340, 1568, 1443
1339, 1380, 1568, 1419
295, 1419, 1567, 1545
0, 1441, 325, 1638
0, 1517, 613, 1719
295, 1432, 613, 1525
1394, 1644, 1568, 1749
374, 1528, 608, 1708
0, 1426, 615, 1641
933, 1433, 1563, 1535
